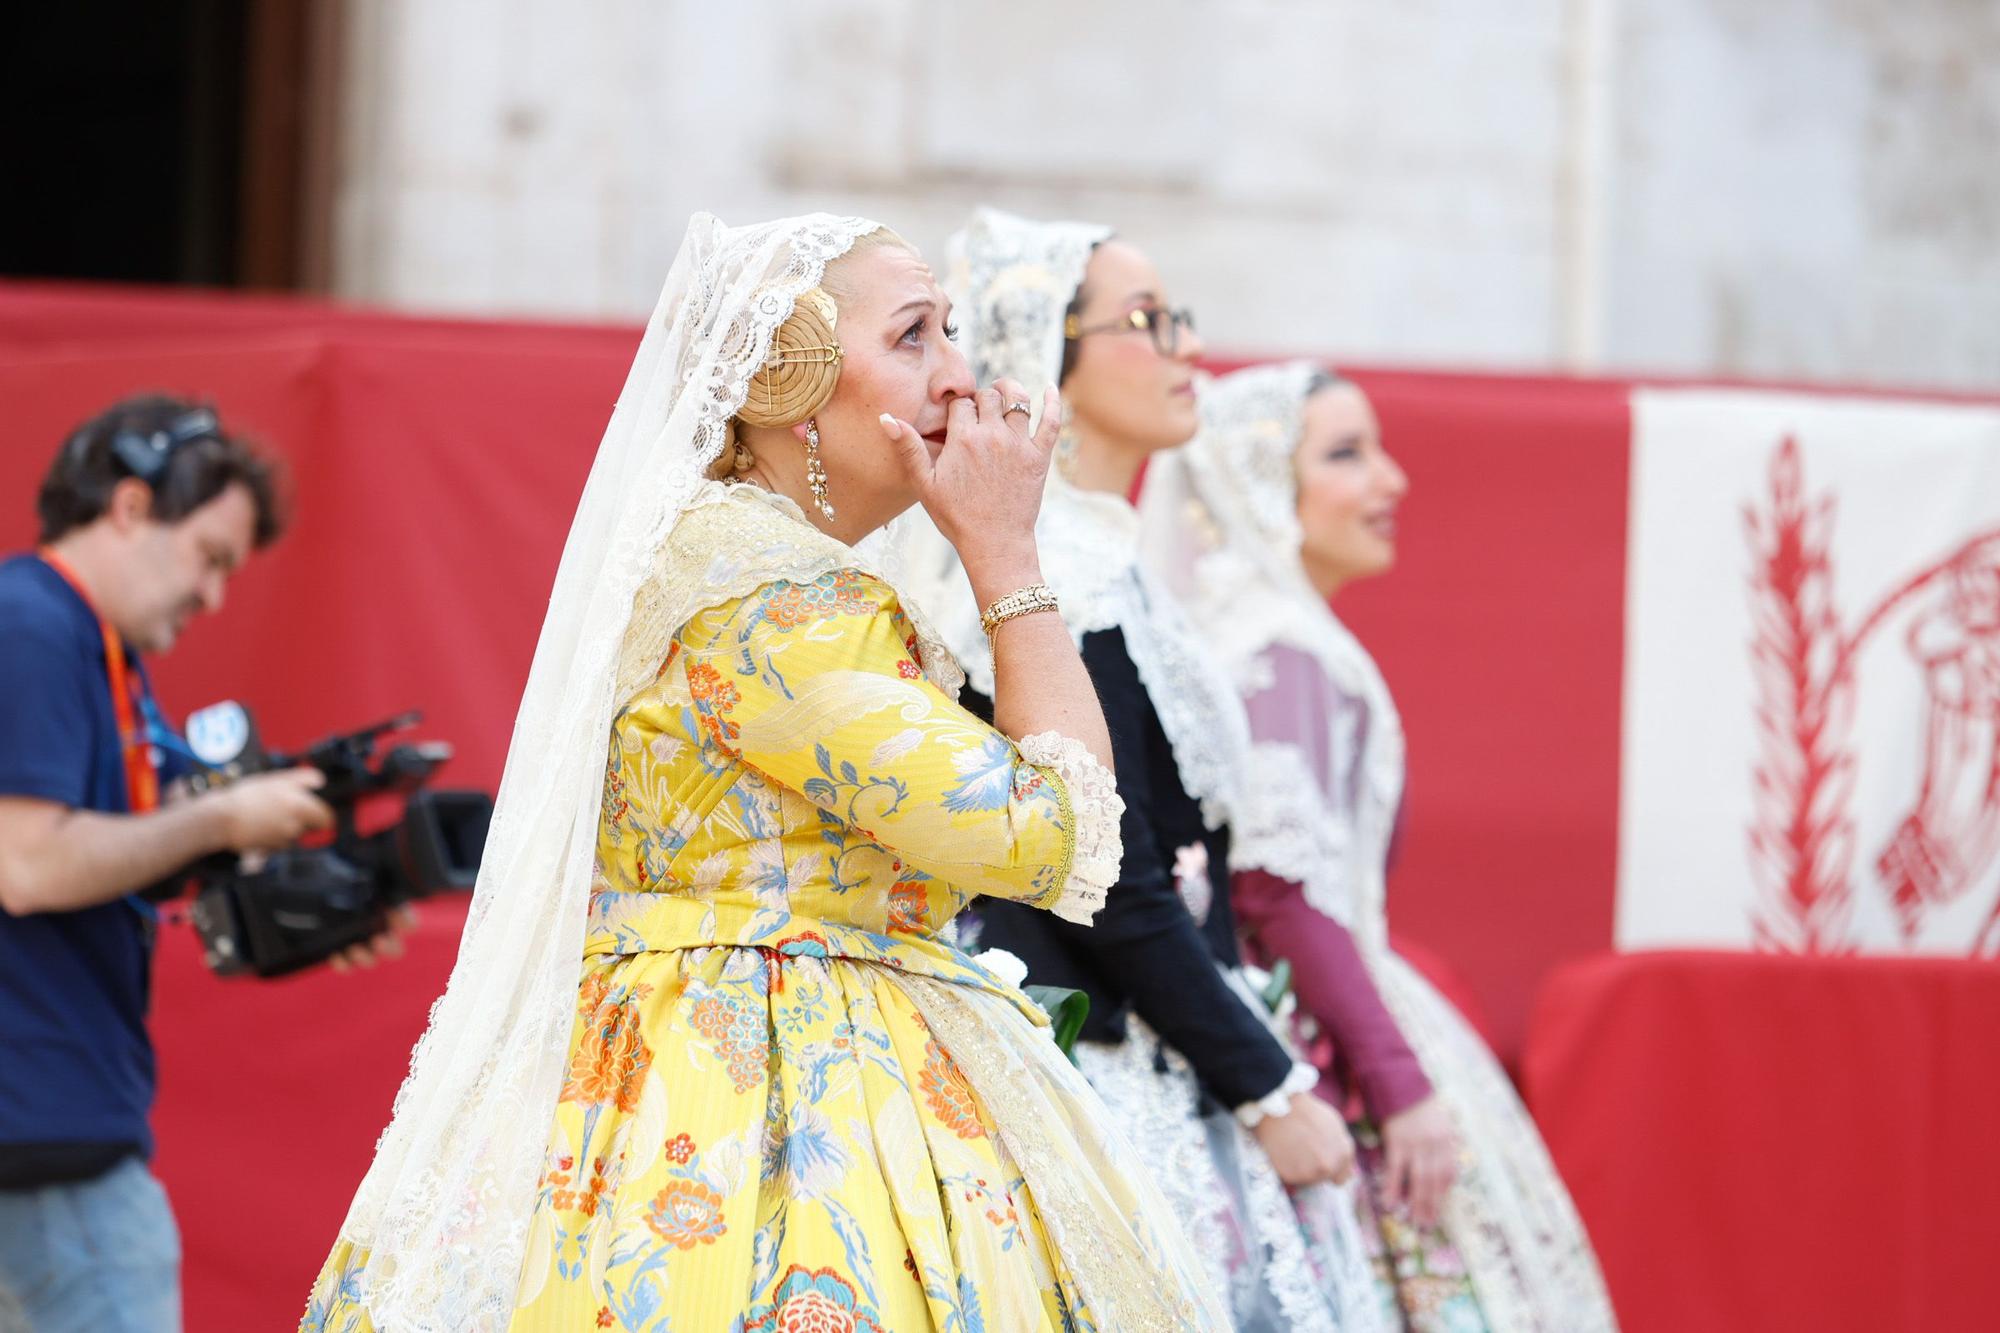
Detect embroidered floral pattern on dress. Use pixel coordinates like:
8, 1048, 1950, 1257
920, 1039, 987, 1140
684, 972, 771, 1095
559, 979, 653, 1112
753, 569, 877, 630
645, 1177, 728, 1251
739, 1265, 886, 1333
301, 484, 1229, 1333
687, 661, 745, 753
885, 875, 930, 934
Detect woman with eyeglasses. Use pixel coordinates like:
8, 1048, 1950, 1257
1141, 363, 1620, 1331
899, 208, 1384, 1331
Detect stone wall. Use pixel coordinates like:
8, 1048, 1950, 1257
328, 0, 1999, 389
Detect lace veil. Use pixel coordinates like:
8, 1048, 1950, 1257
897, 207, 1251, 829
330, 213, 881, 1330
1145, 364, 1626, 1331
1137, 362, 1406, 931
895, 206, 1108, 674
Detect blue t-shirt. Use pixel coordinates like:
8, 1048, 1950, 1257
0, 553, 166, 1166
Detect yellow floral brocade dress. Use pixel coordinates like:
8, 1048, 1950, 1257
304, 491, 1202, 1332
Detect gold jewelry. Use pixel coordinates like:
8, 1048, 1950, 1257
804, 418, 835, 520
1054, 400, 1079, 480
980, 583, 1059, 637
1002, 400, 1032, 419
730, 436, 755, 472
738, 287, 844, 428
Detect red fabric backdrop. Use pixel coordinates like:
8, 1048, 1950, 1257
1336, 370, 1629, 1064
1526, 950, 2000, 1331
0, 284, 1631, 1063
0, 280, 1864, 1330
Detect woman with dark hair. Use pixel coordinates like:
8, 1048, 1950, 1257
1141, 362, 1619, 1331
902, 209, 1383, 1331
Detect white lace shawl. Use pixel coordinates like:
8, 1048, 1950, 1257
1137, 362, 1405, 933
897, 206, 1254, 831
325, 210, 1203, 1332
1141, 364, 1619, 1329
327, 213, 883, 1330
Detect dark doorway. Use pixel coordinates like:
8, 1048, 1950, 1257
0, 0, 336, 290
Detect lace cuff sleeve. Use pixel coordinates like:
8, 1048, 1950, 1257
1017, 730, 1124, 926
1233, 1061, 1322, 1128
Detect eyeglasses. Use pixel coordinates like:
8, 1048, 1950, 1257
1063, 305, 1197, 357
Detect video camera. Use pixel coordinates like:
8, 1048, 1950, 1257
175, 704, 493, 978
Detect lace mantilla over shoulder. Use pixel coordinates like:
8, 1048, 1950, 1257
616, 483, 968, 709
324, 214, 907, 1333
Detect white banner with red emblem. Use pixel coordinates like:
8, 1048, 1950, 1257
1618, 389, 2000, 955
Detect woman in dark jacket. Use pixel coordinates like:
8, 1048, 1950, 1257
900, 208, 1382, 1332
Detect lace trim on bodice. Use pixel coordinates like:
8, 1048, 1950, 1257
1212, 588, 1407, 935
614, 482, 966, 709
1233, 739, 1362, 928
615, 485, 1124, 935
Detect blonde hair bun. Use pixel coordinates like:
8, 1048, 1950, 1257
737, 286, 843, 427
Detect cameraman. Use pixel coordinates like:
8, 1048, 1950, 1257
0, 396, 404, 1330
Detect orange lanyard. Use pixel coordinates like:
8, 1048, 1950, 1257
37, 551, 160, 815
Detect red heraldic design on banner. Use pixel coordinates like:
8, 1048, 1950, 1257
1744, 438, 2000, 955
1623, 388, 2000, 957
1742, 437, 1859, 954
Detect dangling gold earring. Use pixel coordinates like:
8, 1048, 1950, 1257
804, 418, 835, 520
730, 433, 755, 473
1054, 401, 1080, 480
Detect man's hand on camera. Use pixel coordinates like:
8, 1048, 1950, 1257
330, 903, 418, 973
214, 767, 335, 853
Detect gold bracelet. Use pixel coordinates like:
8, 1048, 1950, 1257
980, 583, 1060, 637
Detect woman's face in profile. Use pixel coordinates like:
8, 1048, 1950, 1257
1293, 382, 1407, 591
1062, 241, 1205, 456
810, 242, 975, 527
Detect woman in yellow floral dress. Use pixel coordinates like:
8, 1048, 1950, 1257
301, 214, 1226, 1332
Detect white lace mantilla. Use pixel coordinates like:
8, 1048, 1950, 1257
329, 215, 887, 1333
1232, 739, 1356, 925
944, 206, 1113, 414
899, 976, 1232, 1331
614, 483, 965, 708
1140, 362, 1618, 1330
1160, 532, 1405, 932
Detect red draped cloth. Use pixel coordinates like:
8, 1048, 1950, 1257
1525, 949, 2000, 1332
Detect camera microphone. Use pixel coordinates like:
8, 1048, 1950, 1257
178, 704, 493, 977
183, 700, 265, 784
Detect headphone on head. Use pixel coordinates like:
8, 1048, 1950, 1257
100, 406, 224, 483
